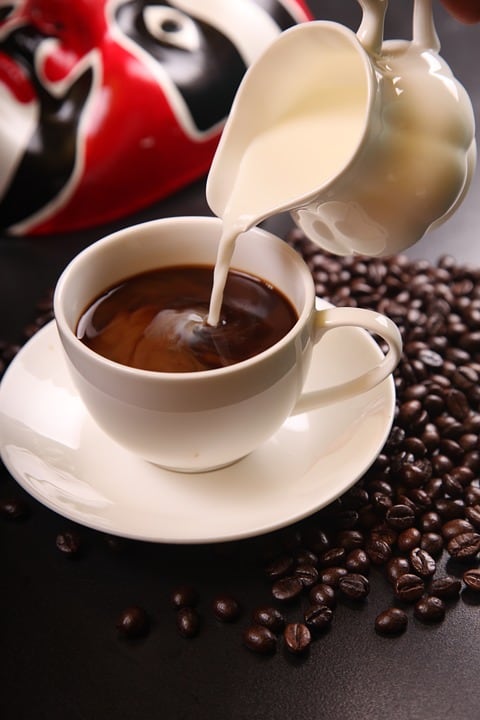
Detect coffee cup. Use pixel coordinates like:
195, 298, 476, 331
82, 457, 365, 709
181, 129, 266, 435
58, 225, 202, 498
53, 216, 402, 472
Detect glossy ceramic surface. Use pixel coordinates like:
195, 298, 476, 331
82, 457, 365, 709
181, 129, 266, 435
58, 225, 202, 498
0, 316, 395, 542
0, 0, 311, 235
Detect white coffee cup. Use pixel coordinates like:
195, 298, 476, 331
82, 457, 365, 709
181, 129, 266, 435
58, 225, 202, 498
53, 216, 402, 472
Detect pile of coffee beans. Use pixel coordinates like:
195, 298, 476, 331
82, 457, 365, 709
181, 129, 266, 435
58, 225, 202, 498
2, 236, 480, 658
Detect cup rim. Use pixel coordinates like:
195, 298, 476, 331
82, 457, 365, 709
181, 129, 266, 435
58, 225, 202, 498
53, 216, 315, 381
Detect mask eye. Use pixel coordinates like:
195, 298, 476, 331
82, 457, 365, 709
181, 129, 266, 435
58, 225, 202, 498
142, 6, 201, 52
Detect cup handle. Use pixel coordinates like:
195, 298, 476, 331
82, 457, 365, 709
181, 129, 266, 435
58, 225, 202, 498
292, 307, 402, 415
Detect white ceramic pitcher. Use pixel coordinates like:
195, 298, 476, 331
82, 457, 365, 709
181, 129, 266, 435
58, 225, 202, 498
206, 0, 476, 256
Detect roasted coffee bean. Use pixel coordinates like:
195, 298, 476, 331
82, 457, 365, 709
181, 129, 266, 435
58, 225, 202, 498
397, 528, 422, 552
271, 576, 304, 602
386, 504, 416, 530
55, 530, 81, 557
414, 595, 446, 623
465, 505, 480, 529
434, 498, 465, 520
243, 625, 276, 654
116, 606, 150, 639
265, 554, 294, 580
283, 623, 311, 654
294, 563, 319, 588
309, 583, 337, 609
419, 511, 442, 533
420, 532, 444, 557
463, 568, 480, 592
251, 606, 286, 634
366, 537, 392, 565
429, 575, 462, 600
394, 573, 425, 603
318, 565, 349, 589
338, 573, 370, 600
0, 496, 29, 520
295, 548, 319, 566
374, 607, 408, 635
345, 548, 370, 574
336, 529, 364, 551
447, 532, 480, 560
176, 607, 201, 638
441, 518, 474, 541
386, 556, 411, 585
170, 584, 199, 609
212, 594, 241, 622
304, 604, 333, 633
319, 547, 346, 568
409, 548, 436, 577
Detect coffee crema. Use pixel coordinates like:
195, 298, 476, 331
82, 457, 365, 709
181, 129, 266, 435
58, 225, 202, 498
76, 265, 298, 372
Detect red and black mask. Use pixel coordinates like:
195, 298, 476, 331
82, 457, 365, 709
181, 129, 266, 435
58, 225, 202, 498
0, 0, 311, 235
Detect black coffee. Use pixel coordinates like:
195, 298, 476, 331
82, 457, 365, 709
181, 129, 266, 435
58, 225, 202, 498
76, 265, 298, 372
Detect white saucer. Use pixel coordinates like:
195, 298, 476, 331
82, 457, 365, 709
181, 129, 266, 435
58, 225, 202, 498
0, 312, 395, 543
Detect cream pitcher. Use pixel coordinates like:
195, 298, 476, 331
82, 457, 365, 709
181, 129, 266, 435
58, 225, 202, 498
206, 0, 476, 257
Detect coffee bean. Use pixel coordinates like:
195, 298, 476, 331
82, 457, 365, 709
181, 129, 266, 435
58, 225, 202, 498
55, 530, 81, 557
283, 623, 311, 654
243, 625, 276, 654
319, 547, 346, 568
308, 582, 337, 609
446, 532, 480, 560
397, 528, 422, 552
294, 563, 319, 588
0, 496, 29, 520
345, 548, 371, 574
170, 584, 199, 609
429, 575, 462, 600
176, 607, 200, 638
375, 607, 408, 635
394, 574, 425, 603
386, 556, 411, 585
338, 573, 370, 600
318, 566, 348, 588
463, 568, 480, 592
420, 532, 444, 557
409, 548, 436, 578
365, 538, 392, 565
414, 596, 446, 623
304, 604, 333, 633
212, 594, 241, 622
386, 504, 416, 530
265, 554, 294, 580
271, 576, 303, 602
251, 606, 286, 634
116, 606, 150, 638
441, 518, 474, 541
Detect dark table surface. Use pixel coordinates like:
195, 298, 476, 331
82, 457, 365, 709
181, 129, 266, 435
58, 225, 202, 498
1, 2, 480, 719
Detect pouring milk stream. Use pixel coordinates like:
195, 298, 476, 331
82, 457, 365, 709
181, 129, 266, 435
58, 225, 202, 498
206, 0, 476, 326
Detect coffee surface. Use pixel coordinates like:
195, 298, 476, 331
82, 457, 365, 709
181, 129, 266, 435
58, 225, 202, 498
77, 265, 297, 372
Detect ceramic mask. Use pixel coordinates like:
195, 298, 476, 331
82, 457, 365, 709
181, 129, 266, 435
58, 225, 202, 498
0, 0, 312, 235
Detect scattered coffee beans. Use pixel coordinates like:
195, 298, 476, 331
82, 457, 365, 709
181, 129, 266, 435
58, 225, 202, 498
462, 568, 480, 592
176, 607, 201, 638
243, 625, 276, 655
55, 530, 81, 557
414, 596, 446, 623
283, 623, 311, 655
116, 606, 150, 639
5, 235, 480, 660
375, 608, 408, 636
212, 594, 241, 622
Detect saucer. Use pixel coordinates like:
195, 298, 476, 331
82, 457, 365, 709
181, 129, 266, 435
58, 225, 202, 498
0, 312, 395, 543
